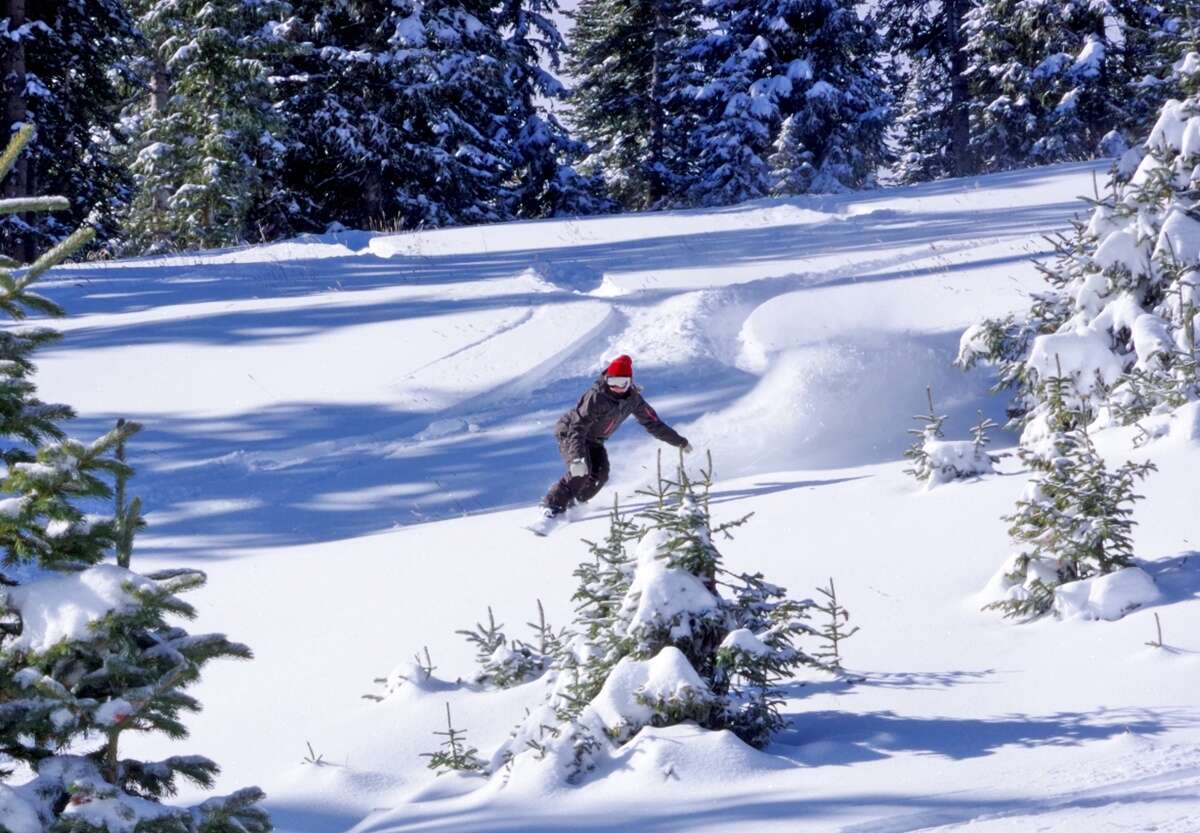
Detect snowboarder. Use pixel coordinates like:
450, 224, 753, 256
539, 354, 692, 524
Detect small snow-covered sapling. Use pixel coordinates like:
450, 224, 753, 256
421, 703, 486, 775
457, 607, 507, 665
812, 578, 860, 670
903, 386, 947, 482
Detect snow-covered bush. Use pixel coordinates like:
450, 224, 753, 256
904, 389, 998, 487
0, 126, 268, 833
958, 52, 1200, 436
982, 376, 1156, 619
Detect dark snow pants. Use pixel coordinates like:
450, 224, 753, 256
544, 441, 610, 513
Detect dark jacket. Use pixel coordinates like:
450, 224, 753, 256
555, 376, 687, 460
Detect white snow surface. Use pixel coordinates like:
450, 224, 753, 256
29, 160, 1200, 833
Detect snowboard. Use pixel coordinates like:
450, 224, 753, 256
523, 510, 570, 537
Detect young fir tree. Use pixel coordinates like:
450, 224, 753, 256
1, 0, 134, 259
457, 602, 562, 688
958, 54, 1200, 433
0, 125, 269, 833
117, 0, 292, 253
564, 0, 701, 209
903, 386, 947, 482
984, 373, 1155, 619
491, 454, 837, 783
876, 0, 973, 181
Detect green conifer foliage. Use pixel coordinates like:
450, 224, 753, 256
119, 0, 291, 252
0, 123, 270, 833
491, 454, 842, 775
958, 53, 1200, 431
565, 0, 700, 209
984, 375, 1155, 619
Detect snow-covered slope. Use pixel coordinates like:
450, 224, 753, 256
37, 161, 1200, 833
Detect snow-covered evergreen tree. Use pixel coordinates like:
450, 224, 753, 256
983, 373, 1155, 619
962, 0, 1154, 170
758, 0, 891, 194
877, 0, 972, 181
1, 0, 134, 258
497, 0, 612, 218
487, 455, 838, 784
0, 124, 269, 833
565, 0, 701, 209
681, 0, 890, 201
680, 12, 779, 205
118, 0, 291, 253
457, 602, 562, 688
903, 389, 997, 487
958, 53, 1200, 433
274, 0, 517, 231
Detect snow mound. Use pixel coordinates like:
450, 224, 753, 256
922, 439, 995, 487
603, 723, 793, 785
591, 648, 715, 735
4, 565, 157, 653
1053, 567, 1161, 621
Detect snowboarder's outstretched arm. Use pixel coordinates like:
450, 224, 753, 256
633, 395, 688, 449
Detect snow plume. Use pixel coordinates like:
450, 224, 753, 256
701, 337, 981, 473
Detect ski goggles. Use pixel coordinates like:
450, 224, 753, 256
607, 376, 631, 390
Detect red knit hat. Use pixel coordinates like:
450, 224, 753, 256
605, 354, 633, 377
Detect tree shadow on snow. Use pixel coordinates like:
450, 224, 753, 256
770, 706, 1175, 766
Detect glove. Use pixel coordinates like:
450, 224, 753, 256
569, 458, 589, 478
681, 440, 694, 453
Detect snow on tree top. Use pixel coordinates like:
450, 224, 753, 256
4, 564, 157, 653
623, 527, 719, 641
719, 628, 772, 657
590, 647, 714, 734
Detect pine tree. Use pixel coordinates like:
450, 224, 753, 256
768, 0, 891, 194
491, 454, 835, 782
117, 0, 291, 252
457, 602, 562, 688
903, 386, 947, 482
274, 0, 517, 231
962, 0, 1159, 171
876, 0, 972, 181
1, 0, 134, 258
498, 0, 612, 218
0, 124, 269, 833
565, 0, 701, 209
680, 14, 778, 206
421, 704, 486, 775
984, 376, 1155, 619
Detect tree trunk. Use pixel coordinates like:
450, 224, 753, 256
151, 57, 170, 215
945, 0, 971, 176
3, 0, 31, 259
646, 4, 667, 208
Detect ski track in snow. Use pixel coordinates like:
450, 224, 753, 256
31, 160, 1200, 833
